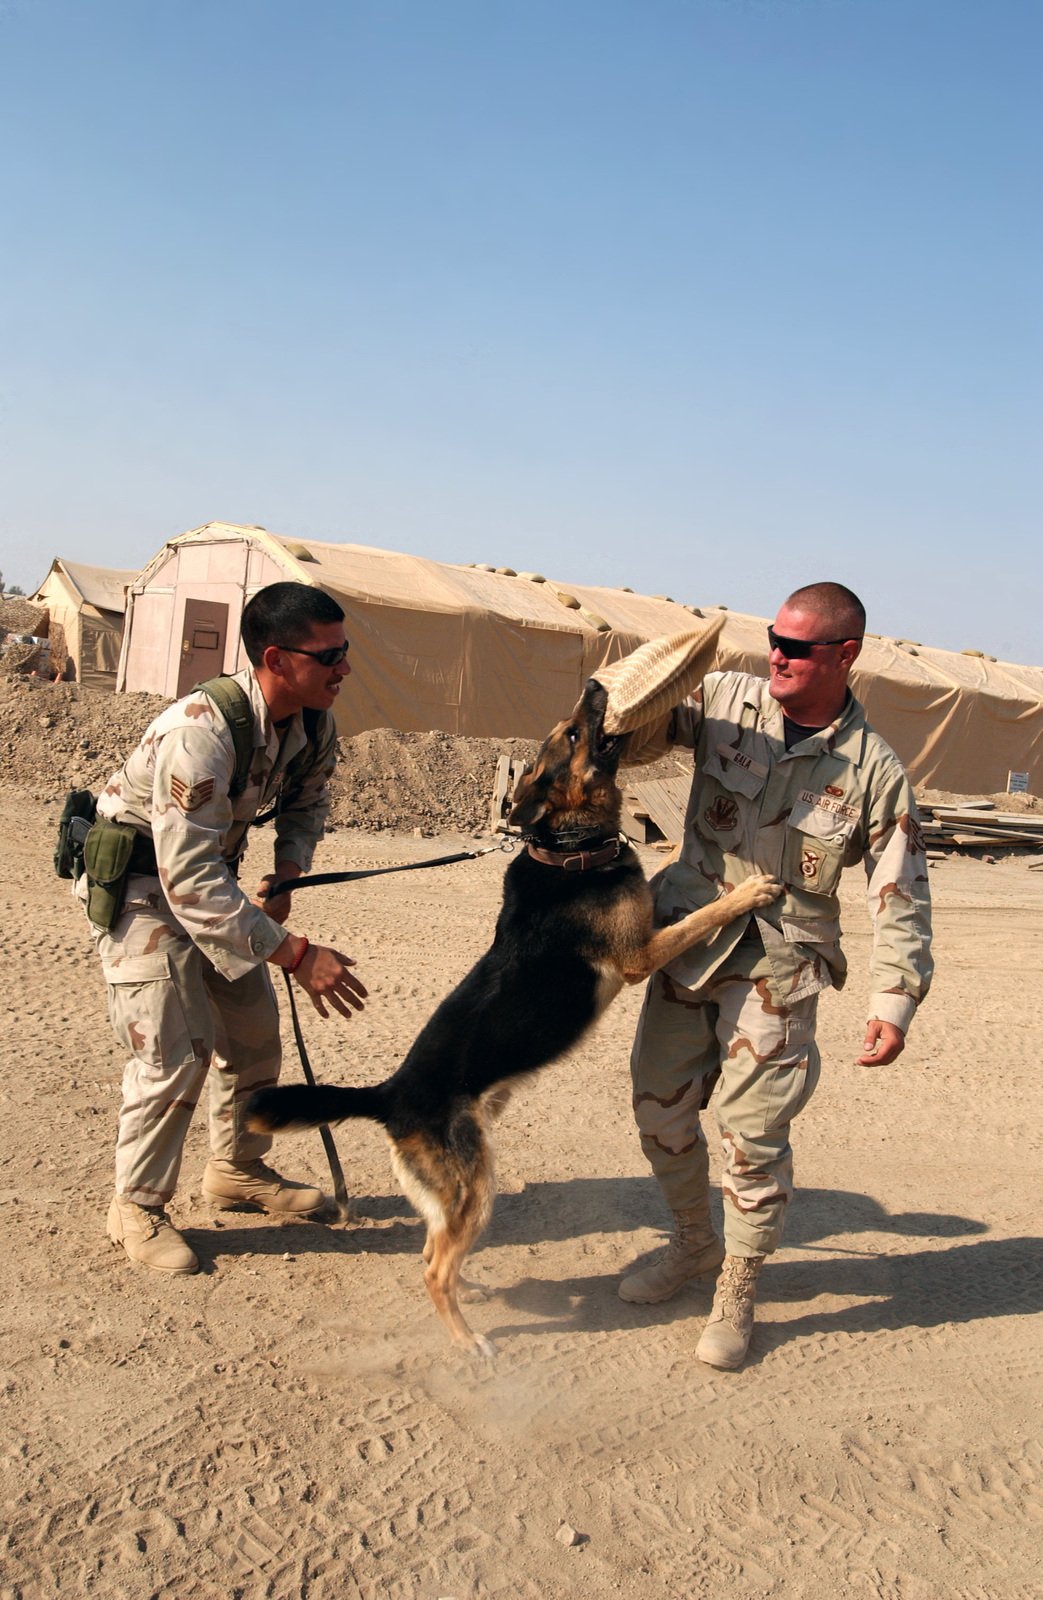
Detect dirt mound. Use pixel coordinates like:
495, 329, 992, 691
0, 675, 540, 834
918, 786, 1040, 814
0, 595, 53, 678
0, 595, 46, 638
0, 677, 171, 795
328, 727, 538, 834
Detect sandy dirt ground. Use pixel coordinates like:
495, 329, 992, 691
2, 786, 1042, 1600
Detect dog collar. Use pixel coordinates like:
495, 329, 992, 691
526, 837, 624, 872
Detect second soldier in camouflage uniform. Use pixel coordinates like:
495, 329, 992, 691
618, 582, 933, 1368
89, 583, 368, 1275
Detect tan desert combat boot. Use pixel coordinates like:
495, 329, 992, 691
618, 1203, 726, 1303
695, 1253, 764, 1368
106, 1196, 199, 1275
201, 1158, 326, 1216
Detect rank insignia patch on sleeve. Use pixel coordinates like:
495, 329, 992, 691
170, 775, 216, 813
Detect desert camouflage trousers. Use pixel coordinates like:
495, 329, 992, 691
93, 878, 280, 1207
631, 938, 822, 1258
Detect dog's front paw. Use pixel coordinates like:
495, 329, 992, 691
739, 872, 783, 909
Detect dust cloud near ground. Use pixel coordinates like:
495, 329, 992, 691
1, 637, 1041, 1599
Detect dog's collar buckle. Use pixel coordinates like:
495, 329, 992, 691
526, 836, 624, 872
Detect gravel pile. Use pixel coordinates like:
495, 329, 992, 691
0, 672, 540, 835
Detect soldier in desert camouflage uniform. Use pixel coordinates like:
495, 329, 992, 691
617, 583, 933, 1368
89, 583, 367, 1275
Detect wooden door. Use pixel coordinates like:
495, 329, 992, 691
177, 599, 229, 697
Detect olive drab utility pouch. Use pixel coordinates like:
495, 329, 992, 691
54, 789, 98, 880
82, 817, 139, 931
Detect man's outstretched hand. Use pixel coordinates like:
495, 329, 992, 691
293, 944, 368, 1020
857, 1019, 905, 1066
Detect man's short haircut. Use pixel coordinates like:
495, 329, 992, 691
240, 582, 346, 666
785, 582, 866, 641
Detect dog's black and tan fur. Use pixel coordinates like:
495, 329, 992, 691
247, 680, 780, 1357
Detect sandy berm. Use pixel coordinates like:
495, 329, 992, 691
0, 672, 1040, 1600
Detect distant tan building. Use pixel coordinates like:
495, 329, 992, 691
30, 559, 136, 690
116, 521, 1043, 795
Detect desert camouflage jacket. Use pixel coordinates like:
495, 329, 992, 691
95, 669, 337, 981
638, 671, 933, 1031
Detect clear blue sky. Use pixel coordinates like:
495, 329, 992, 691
2, 0, 1040, 663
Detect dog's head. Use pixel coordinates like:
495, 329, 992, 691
509, 678, 624, 833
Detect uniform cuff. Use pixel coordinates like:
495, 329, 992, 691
271, 842, 312, 873
200, 912, 288, 981
868, 992, 917, 1034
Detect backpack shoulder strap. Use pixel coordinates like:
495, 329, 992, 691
281, 705, 326, 794
196, 676, 255, 798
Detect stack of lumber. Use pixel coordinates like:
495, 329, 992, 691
623, 775, 691, 848
918, 801, 1043, 854
489, 754, 529, 833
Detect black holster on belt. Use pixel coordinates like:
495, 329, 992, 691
54, 789, 98, 880
82, 820, 158, 931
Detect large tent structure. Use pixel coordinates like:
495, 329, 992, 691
117, 522, 1043, 795
29, 558, 136, 690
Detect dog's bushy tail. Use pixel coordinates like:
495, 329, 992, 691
246, 1083, 389, 1134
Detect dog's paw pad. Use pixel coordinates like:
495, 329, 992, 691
472, 1333, 497, 1361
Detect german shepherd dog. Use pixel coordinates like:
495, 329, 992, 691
247, 680, 781, 1358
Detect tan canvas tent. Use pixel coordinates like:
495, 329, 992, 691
117, 522, 688, 728
117, 522, 1043, 795
29, 559, 136, 690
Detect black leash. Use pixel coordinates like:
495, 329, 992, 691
268, 840, 514, 1215
281, 969, 351, 1217
266, 842, 510, 903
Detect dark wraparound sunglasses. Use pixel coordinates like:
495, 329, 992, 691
767, 626, 858, 660
277, 643, 350, 667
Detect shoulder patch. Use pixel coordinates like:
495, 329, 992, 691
704, 795, 739, 833
170, 775, 216, 813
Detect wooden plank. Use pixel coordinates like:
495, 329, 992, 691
929, 807, 1041, 828
947, 832, 1043, 848
489, 754, 512, 832
490, 755, 529, 833
624, 775, 690, 845
934, 821, 1043, 846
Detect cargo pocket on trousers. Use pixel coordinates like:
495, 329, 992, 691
102, 951, 197, 1072
762, 1015, 822, 1133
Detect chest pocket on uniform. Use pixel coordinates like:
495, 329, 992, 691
782, 795, 855, 896
692, 743, 766, 852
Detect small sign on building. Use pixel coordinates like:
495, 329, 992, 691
1008, 771, 1030, 795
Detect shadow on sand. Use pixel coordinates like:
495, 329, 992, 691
184, 1175, 1039, 1354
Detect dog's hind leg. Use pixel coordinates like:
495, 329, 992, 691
422, 1227, 486, 1300
428, 1148, 497, 1357
391, 1130, 497, 1357
424, 1191, 497, 1360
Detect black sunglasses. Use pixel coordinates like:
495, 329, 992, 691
767, 626, 856, 660
277, 643, 350, 667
